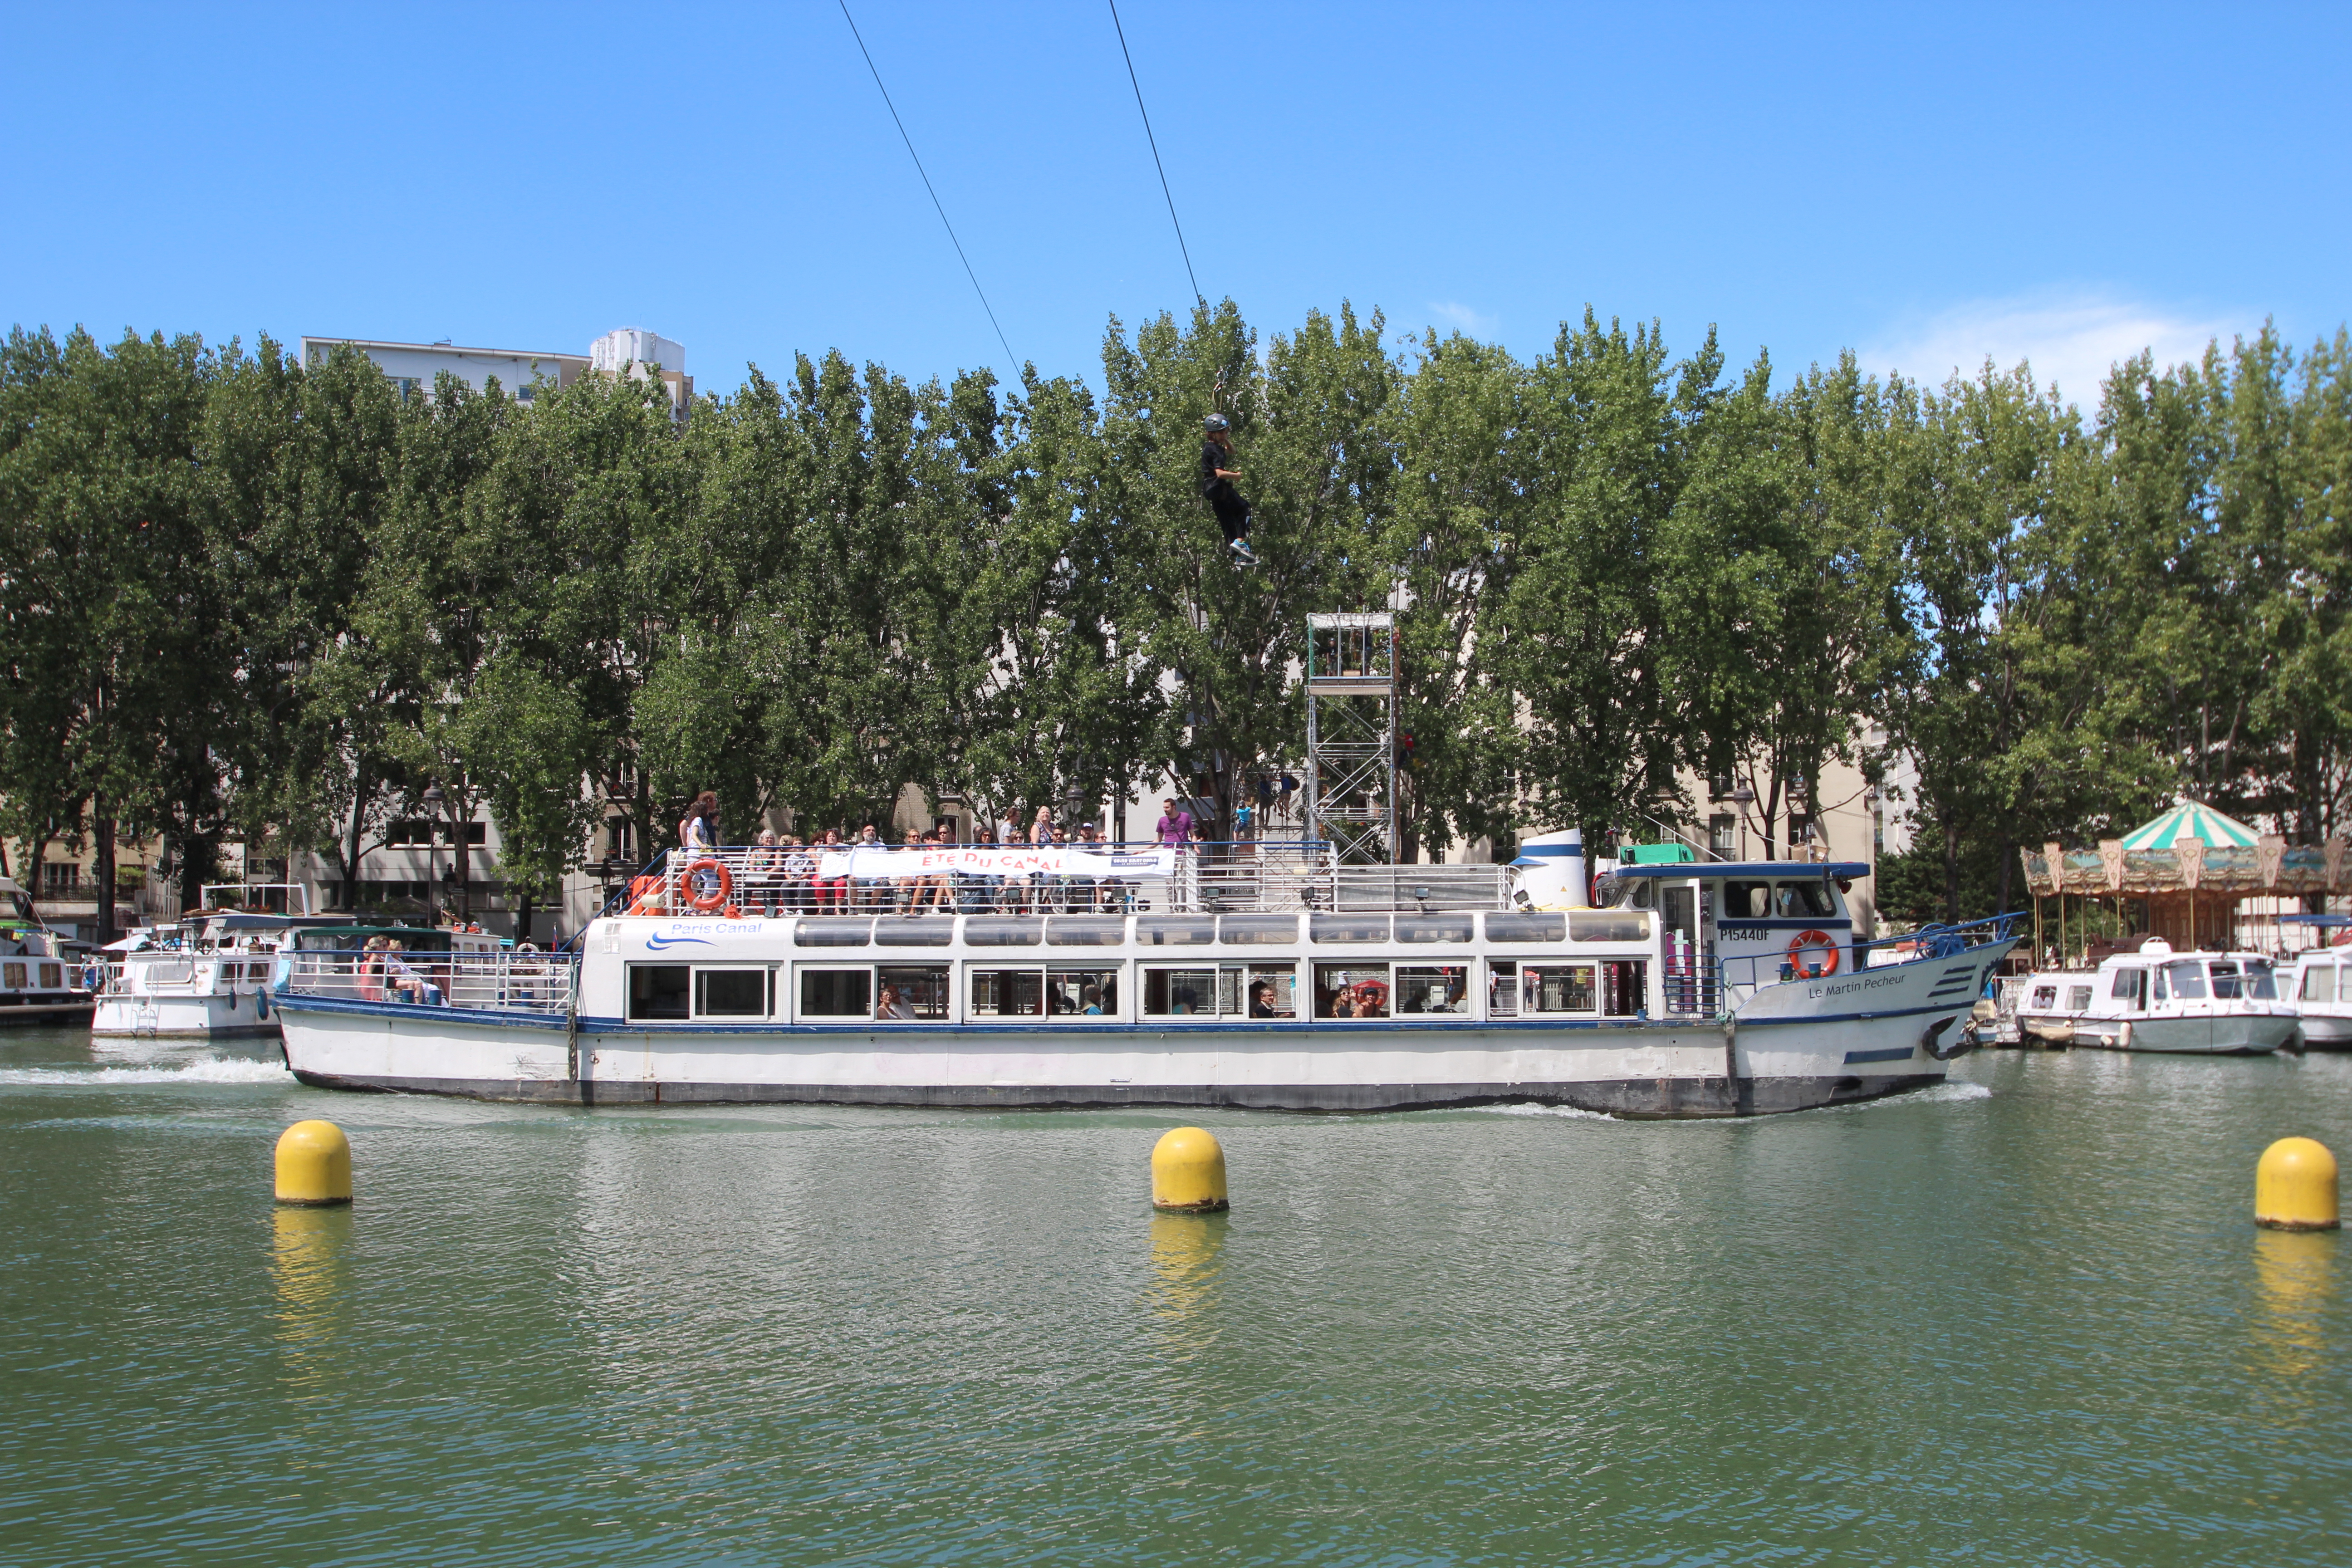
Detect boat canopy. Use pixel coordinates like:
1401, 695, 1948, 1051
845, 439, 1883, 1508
1605, 861, 1871, 881
2278, 914, 2352, 926
289, 925, 456, 952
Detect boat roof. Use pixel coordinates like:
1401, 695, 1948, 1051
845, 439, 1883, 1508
2279, 914, 2352, 926
1605, 861, 1871, 880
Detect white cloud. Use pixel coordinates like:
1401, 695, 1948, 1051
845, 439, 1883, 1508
1860, 291, 2244, 407
1427, 300, 1499, 339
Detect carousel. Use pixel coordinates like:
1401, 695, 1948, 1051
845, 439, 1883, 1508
2019, 801, 2346, 961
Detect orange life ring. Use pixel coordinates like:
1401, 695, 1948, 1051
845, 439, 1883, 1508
1787, 929, 1839, 977
685, 858, 733, 912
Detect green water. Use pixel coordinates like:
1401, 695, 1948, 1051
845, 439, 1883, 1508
3, 1029, 2348, 1567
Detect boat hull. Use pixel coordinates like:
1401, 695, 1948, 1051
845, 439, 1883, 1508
273, 995, 1964, 1118
2078, 1013, 2296, 1054
92, 993, 278, 1039
2293, 1014, 2352, 1051
0, 997, 97, 1026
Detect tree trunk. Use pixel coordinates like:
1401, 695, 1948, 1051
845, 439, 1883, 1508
514, 891, 535, 945
93, 799, 116, 945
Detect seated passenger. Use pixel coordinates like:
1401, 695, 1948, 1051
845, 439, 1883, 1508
1081, 984, 1104, 1016
1249, 981, 1279, 1019
1352, 981, 1388, 1019
876, 982, 914, 1021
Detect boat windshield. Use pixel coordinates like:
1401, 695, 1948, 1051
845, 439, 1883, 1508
2229, 958, 2277, 1000
2163, 960, 2208, 1000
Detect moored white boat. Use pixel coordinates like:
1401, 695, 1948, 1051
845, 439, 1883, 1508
2281, 918, 2352, 1051
0, 917, 97, 1025
274, 849, 2021, 1119
2014, 938, 2294, 1054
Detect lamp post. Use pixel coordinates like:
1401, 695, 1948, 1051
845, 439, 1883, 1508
1731, 783, 1756, 862
419, 784, 444, 921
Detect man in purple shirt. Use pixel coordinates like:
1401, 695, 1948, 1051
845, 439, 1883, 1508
1155, 799, 1193, 846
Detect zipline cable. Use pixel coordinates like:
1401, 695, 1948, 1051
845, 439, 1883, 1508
837, 0, 1022, 383
1105, 0, 1205, 310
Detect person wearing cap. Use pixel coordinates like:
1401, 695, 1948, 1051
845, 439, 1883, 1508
1200, 413, 1256, 565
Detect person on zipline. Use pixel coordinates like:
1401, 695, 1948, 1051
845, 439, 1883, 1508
1200, 413, 1258, 565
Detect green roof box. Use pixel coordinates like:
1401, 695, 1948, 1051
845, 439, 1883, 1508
1621, 843, 1695, 865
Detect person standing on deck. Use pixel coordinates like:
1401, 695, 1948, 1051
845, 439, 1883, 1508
1200, 413, 1256, 565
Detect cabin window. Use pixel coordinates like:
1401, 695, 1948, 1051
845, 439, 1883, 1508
1310, 914, 1392, 944
1240, 965, 1295, 1018
963, 918, 1044, 947
1395, 914, 1474, 943
2241, 959, 2278, 1000
1602, 961, 1647, 1016
1774, 882, 1838, 918
2112, 969, 2147, 1007
2066, 985, 2094, 1012
1396, 965, 1469, 1014
1569, 911, 1651, 943
874, 918, 956, 947
1219, 915, 1299, 945
1144, 967, 1228, 1016
794, 918, 872, 947
2163, 961, 2207, 1000
1488, 965, 1520, 1018
2151, 969, 2167, 1003
2207, 961, 2242, 1000
799, 968, 871, 1017
694, 968, 770, 1019
970, 968, 1046, 1017
1484, 913, 1566, 943
2303, 965, 2333, 1003
627, 964, 691, 1020
1136, 917, 1216, 946
40, 963, 63, 990
876, 967, 951, 1020
2339, 968, 2352, 1004
1524, 964, 1596, 1014
2030, 985, 2058, 1008
1049, 968, 1122, 1016
1313, 963, 1391, 1018
1, 962, 24, 990
1046, 917, 1127, 946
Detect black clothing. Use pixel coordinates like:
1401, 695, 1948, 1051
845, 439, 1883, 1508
1200, 436, 1250, 544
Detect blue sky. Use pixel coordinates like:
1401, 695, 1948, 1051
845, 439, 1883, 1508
8, 2, 2345, 407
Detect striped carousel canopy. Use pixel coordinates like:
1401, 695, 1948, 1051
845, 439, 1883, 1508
2117, 800, 2261, 852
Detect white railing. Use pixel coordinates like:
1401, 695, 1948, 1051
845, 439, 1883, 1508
612, 843, 1515, 918
282, 948, 577, 1016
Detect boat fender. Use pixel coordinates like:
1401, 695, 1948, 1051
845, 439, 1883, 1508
1786, 929, 1840, 977
684, 858, 733, 913
2118, 1019, 2131, 1050
1922, 1014, 1969, 1060
257, 989, 269, 1021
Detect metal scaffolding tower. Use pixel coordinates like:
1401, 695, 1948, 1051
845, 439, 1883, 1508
1304, 612, 1397, 864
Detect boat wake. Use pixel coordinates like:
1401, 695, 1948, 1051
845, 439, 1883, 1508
1472, 1102, 1617, 1121
0, 1057, 292, 1087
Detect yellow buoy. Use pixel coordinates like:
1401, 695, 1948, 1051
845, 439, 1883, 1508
2255, 1137, 2339, 1231
1151, 1126, 1229, 1213
274, 1119, 353, 1207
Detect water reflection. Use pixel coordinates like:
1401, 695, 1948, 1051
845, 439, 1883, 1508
2251, 1229, 2335, 1396
271, 1205, 350, 1393
1145, 1211, 1227, 1359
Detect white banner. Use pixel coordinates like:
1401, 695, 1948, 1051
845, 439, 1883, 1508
814, 846, 1177, 880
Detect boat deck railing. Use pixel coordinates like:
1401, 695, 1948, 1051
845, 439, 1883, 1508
281, 948, 576, 1016
617, 843, 1514, 919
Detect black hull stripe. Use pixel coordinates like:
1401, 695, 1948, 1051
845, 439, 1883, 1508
286, 1068, 1949, 1119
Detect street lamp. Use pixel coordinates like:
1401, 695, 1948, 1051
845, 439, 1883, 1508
419, 784, 444, 919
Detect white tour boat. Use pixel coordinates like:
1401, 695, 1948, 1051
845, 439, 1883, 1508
2013, 937, 2295, 1054
272, 844, 2021, 1119
93, 885, 343, 1040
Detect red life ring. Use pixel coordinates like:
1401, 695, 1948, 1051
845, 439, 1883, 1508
1787, 930, 1839, 976
684, 858, 733, 912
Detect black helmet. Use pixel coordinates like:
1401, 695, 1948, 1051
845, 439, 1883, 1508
1203, 412, 1230, 432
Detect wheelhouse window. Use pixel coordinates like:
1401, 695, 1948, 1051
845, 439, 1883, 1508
1721, 881, 1773, 920
2112, 968, 2147, 1007
1396, 965, 1468, 1014
694, 968, 770, 1019
2065, 985, 2093, 1012
628, 964, 691, 1020
2240, 959, 2277, 1000
2162, 961, 2207, 1000
2209, 960, 2243, 1000
1313, 963, 1391, 1018
2030, 985, 2058, 1009
1774, 882, 1838, 918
